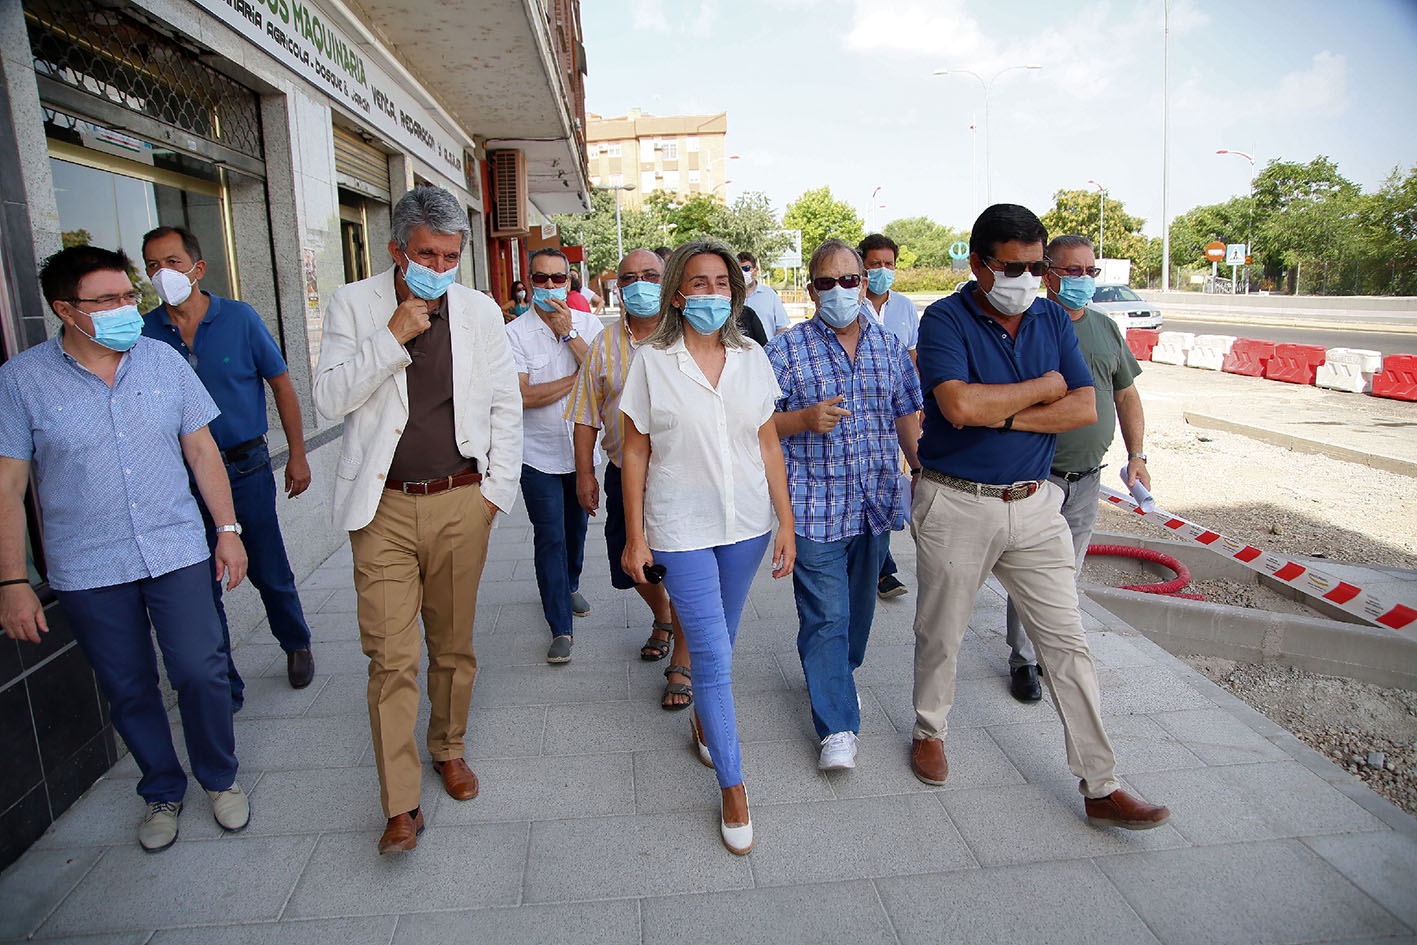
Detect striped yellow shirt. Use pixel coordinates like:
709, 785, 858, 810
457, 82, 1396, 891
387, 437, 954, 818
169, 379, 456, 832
564, 317, 646, 467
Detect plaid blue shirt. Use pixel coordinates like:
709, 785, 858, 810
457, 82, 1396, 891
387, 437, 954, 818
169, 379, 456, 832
0, 334, 219, 591
767, 314, 923, 542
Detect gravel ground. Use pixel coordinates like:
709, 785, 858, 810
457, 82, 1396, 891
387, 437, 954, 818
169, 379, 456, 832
1184, 656, 1417, 816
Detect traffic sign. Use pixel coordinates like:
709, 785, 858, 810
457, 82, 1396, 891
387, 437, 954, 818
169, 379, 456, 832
1226, 243, 1247, 266
949, 241, 969, 261
1204, 241, 1226, 262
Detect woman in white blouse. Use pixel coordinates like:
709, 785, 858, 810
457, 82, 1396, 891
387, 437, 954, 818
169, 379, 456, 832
620, 239, 795, 855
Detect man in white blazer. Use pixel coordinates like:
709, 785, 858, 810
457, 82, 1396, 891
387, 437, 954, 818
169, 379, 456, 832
313, 185, 522, 855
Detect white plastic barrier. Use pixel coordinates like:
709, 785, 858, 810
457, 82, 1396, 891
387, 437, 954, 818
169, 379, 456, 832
1185, 334, 1238, 371
1315, 347, 1383, 393
1150, 330, 1195, 366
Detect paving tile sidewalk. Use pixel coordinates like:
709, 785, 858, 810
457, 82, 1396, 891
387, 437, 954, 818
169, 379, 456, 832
3, 503, 1416, 945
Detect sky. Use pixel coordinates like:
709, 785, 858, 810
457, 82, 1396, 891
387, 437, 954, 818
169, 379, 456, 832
582, 0, 1417, 238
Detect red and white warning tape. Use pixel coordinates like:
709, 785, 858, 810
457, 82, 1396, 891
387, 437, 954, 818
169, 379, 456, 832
1098, 484, 1417, 632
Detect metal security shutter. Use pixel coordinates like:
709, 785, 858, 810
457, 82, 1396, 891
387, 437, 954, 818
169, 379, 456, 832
333, 124, 390, 202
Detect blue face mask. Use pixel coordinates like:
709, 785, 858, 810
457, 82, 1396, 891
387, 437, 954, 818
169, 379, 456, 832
1055, 274, 1096, 311
680, 294, 732, 334
817, 286, 862, 329
620, 281, 661, 318
532, 286, 568, 311
866, 267, 895, 294
75, 303, 144, 352
402, 257, 459, 300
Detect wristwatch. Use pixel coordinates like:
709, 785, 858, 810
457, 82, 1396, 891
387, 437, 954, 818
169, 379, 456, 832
1128, 452, 1148, 462
561, 328, 579, 343
215, 523, 243, 536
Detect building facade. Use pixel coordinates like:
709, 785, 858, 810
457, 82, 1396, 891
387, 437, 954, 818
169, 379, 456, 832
0, 0, 588, 868
586, 109, 728, 207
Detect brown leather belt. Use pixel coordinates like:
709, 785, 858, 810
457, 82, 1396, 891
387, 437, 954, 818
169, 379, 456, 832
921, 468, 1043, 502
385, 468, 482, 495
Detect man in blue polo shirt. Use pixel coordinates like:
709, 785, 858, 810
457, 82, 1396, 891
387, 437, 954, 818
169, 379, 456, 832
738, 251, 790, 338
142, 227, 314, 700
908, 204, 1170, 830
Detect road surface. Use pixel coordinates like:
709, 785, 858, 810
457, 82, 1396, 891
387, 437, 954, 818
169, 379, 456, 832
1159, 319, 1417, 356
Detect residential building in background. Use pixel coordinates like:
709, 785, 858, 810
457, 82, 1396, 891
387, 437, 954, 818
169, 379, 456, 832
0, 0, 588, 869
586, 109, 729, 206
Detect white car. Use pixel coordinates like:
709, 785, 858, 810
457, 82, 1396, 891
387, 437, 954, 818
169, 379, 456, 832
1089, 284, 1163, 330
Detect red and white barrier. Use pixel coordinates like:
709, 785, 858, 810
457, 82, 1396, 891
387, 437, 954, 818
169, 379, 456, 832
1186, 334, 1237, 371
1151, 331, 1195, 366
1315, 348, 1382, 394
1372, 354, 1417, 402
1099, 484, 1416, 632
1264, 343, 1327, 385
1222, 337, 1276, 376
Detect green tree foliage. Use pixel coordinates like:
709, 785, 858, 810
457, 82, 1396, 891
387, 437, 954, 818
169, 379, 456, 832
881, 216, 967, 269
1041, 189, 1162, 286
1360, 165, 1417, 295
782, 186, 864, 259
553, 190, 661, 276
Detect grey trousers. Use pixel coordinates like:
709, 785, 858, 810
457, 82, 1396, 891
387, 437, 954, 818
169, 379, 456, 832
1004, 468, 1101, 669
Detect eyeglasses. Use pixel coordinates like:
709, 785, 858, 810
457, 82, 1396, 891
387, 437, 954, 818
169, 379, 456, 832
618, 271, 662, 286
530, 272, 569, 286
740, 265, 753, 273
1049, 264, 1103, 278
68, 291, 141, 308
984, 257, 1049, 278
810, 274, 862, 291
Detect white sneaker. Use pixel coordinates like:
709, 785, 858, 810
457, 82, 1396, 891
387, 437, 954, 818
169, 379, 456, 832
138, 800, 182, 852
206, 783, 250, 832
818, 731, 858, 770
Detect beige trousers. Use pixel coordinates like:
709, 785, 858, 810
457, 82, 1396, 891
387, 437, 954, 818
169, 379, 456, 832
351, 482, 492, 817
910, 476, 1120, 798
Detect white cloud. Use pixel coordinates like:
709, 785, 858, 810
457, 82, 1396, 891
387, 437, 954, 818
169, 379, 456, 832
844, 0, 996, 59
1169, 0, 1212, 35
632, 0, 670, 33
1275, 50, 1348, 113
688, 0, 718, 36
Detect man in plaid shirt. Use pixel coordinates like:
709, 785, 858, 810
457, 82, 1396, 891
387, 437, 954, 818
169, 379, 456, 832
767, 239, 922, 771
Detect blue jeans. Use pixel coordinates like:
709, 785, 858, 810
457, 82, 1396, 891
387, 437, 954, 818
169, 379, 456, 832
792, 530, 890, 739
655, 532, 770, 789
197, 441, 312, 707
521, 464, 588, 638
56, 561, 239, 803
879, 545, 898, 579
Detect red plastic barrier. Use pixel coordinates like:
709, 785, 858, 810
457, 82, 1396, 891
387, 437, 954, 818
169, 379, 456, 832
1372, 354, 1417, 401
1222, 337, 1276, 377
1126, 329, 1159, 361
1264, 343, 1327, 385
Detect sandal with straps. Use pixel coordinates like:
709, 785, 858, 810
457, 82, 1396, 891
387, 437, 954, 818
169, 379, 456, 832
661, 664, 692, 711
640, 621, 673, 662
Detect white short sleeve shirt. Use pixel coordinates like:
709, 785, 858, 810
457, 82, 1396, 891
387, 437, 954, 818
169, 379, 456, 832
505, 307, 604, 474
619, 338, 782, 552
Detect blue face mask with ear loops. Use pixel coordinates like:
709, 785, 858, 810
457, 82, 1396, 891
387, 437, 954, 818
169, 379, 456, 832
680, 294, 732, 334
402, 258, 459, 300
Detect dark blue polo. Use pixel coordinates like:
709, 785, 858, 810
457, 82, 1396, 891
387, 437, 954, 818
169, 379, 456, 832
142, 293, 288, 450
916, 281, 1094, 484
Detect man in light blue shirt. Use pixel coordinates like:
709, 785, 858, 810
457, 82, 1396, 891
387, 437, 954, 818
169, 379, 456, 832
738, 251, 790, 338
0, 245, 251, 852
857, 233, 922, 601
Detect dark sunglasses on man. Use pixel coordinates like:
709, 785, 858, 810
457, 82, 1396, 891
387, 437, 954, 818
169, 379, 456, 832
530, 272, 569, 286
810, 273, 862, 291
1049, 264, 1103, 278
983, 257, 1050, 278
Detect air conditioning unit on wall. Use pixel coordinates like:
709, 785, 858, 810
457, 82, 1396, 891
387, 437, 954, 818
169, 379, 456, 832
488, 149, 529, 237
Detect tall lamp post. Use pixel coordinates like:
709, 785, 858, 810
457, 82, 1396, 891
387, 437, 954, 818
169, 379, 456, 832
1216, 148, 1256, 294
595, 182, 636, 261
1088, 179, 1106, 260
931, 64, 1042, 204
1161, 0, 1171, 290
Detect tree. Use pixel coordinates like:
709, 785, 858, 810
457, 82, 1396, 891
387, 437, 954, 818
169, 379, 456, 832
882, 216, 967, 268
716, 192, 794, 267
782, 186, 863, 259
1253, 156, 1361, 293
553, 189, 661, 276
1359, 165, 1417, 295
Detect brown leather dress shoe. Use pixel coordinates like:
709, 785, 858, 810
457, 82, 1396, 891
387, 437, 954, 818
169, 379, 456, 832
910, 737, 949, 786
434, 758, 480, 801
377, 808, 424, 855
286, 648, 315, 689
1084, 787, 1171, 830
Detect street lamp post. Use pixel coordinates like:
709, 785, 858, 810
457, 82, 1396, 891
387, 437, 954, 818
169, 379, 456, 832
595, 182, 637, 262
931, 64, 1042, 205
1216, 148, 1256, 294
1087, 179, 1106, 260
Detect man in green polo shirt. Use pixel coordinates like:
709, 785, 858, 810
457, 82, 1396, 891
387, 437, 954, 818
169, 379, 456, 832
1002, 234, 1151, 702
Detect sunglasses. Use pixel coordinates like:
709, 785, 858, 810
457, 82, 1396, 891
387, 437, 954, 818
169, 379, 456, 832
1050, 264, 1103, 278
810, 274, 862, 291
530, 272, 569, 286
984, 257, 1049, 278
618, 271, 662, 286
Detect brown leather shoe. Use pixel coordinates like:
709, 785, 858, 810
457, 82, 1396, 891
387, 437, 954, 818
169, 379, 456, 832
1084, 787, 1171, 830
377, 809, 424, 855
910, 737, 949, 786
433, 758, 480, 801
286, 648, 315, 689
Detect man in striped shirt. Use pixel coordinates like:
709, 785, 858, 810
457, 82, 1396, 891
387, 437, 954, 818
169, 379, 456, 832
565, 249, 688, 709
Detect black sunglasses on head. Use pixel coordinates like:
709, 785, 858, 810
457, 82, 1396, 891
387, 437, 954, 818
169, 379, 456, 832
985, 257, 1049, 278
810, 273, 862, 291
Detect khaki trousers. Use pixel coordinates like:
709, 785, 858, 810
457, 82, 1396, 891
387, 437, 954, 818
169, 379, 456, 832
910, 476, 1120, 798
350, 482, 492, 817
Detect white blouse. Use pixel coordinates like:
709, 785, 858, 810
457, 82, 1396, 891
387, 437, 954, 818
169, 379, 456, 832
619, 337, 781, 552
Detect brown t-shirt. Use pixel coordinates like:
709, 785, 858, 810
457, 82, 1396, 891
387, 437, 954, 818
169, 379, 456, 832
386, 295, 472, 482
